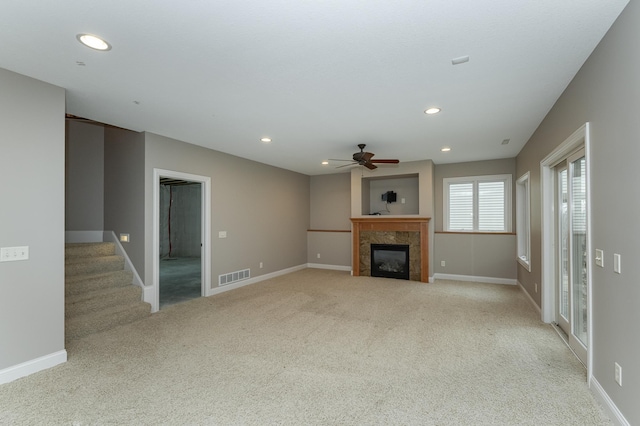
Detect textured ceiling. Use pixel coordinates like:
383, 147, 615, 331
0, 0, 629, 175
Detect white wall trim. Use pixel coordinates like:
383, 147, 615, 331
153, 169, 211, 313
207, 264, 307, 297
307, 263, 352, 272
433, 273, 516, 285
104, 231, 145, 289
0, 350, 67, 385
64, 230, 103, 243
590, 377, 629, 426
517, 280, 541, 314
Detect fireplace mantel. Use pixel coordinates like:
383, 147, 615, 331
351, 217, 430, 282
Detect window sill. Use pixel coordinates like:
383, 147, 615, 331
437, 231, 516, 235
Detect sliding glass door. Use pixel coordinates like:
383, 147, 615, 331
556, 149, 587, 364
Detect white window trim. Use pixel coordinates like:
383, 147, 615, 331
443, 174, 512, 233
516, 172, 531, 271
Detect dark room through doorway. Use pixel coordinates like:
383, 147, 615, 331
159, 177, 202, 308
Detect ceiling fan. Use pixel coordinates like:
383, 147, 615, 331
330, 144, 400, 170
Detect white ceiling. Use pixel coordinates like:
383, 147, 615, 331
0, 0, 628, 175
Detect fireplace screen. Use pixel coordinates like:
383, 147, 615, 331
370, 244, 410, 280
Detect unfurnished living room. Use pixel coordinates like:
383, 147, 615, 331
1, 1, 639, 425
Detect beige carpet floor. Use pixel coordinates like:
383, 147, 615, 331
0, 269, 610, 425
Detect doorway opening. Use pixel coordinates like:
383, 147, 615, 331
159, 178, 201, 308
153, 169, 211, 312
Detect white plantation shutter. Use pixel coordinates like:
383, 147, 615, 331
572, 158, 586, 233
478, 181, 505, 231
444, 175, 511, 232
448, 183, 473, 230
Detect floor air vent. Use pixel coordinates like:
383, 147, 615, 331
218, 269, 251, 286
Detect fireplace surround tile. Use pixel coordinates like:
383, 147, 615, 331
351, 217, 430, 283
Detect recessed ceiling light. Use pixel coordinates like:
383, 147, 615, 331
260, 137, 272, 143
441, 146, 451, 152
321, 161, 329, 165
425, 107, 441, 115
76, 34, 112, 51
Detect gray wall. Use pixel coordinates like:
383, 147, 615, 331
308, 173, 351, 267
0, 68, 65, 370
434, 233, 516, 280
104, 127, 146, 279
433, 159, 517, 279
144, 133, 310, 288
516, 1, 639, 422
65, 120, 104, 231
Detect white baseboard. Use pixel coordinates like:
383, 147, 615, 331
590, 376, 629, 426
143, 286, 156, 311
207, 264, 307, 297
307, 263, 352, 272
0, 350, 67, 385
64, 230, 103, 243
433, 273, 517, 285
517, 280, 542, 314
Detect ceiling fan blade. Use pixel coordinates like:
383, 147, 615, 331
363, 162, 377, 170
370, 159, 399, 164
362, 152, 374, 162
328, 159, 355, 162
336, 163, 357, 169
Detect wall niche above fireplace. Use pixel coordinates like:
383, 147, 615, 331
349, 159, 433, 219
362, 174, 419, 216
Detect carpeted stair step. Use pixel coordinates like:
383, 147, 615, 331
65, 242, 116, 259
64, 242, 151, 341
65, 255, 125, 277
65, 301, 151, 341
66, 270, 133, 296
66, 285, 143, 318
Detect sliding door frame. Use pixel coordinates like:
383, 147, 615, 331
540, 123, 592, 381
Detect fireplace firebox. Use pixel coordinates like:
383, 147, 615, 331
370, 244, 410, 280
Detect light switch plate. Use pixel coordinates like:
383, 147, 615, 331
218, 231, 227, 238
595, 249, 604, 268
0, 246, 29, 262
614, 253, 621, 274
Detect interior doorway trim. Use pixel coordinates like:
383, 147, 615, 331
540, 122, 592, 378
152, 168, 211, 312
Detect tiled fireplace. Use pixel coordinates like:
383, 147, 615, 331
351, 217, 430, 282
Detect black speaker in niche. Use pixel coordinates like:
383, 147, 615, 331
381, 190, 397, 203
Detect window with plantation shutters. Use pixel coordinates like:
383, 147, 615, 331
444, 174, 512, 232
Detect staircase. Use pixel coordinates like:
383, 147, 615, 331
65, 242, 151, 341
